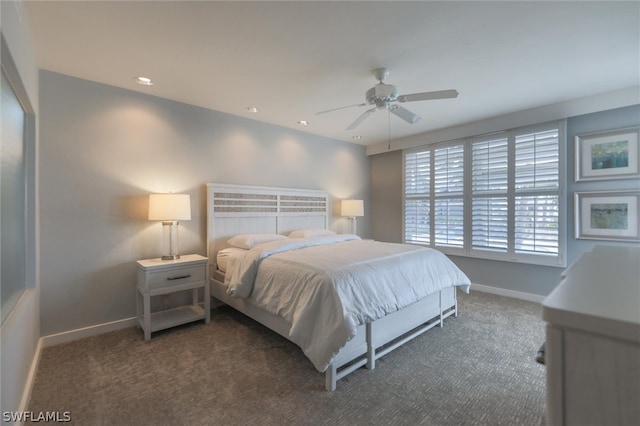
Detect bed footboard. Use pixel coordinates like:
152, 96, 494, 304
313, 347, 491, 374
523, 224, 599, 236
366, 286, 457, 370
328, 287, 457, 390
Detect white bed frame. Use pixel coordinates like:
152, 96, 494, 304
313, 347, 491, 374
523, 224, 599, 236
206, 183, 458, 391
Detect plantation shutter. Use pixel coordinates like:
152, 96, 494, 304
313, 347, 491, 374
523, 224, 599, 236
514, 129, 560, 255
471, 137, 509, 252
404, 150, 430, 244
434, 144, 464, 247
515, 129, 559, 190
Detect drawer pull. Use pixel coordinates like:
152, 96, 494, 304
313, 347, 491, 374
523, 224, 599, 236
167, 274, 191, 281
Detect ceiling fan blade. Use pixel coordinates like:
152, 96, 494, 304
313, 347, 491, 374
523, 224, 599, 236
390, 105, 421, 124
346, 107, 376, 130
316, 103, 367, 115
396, 89, 459, 103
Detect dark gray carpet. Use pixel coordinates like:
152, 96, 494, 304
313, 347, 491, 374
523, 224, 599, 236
27, 291, 546, 425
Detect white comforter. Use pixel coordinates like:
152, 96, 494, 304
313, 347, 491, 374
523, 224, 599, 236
226, 235, 471, 372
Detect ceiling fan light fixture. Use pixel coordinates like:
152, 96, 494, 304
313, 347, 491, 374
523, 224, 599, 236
366, 84, 397, 105
375, 99, 390, 109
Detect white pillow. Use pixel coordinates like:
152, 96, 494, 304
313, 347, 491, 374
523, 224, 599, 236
288, 228, 336, 238
227, 233, 287, 249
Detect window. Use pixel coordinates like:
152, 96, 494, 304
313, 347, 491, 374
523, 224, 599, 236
404, 150, 430, 244
1, 35, 36, 324
403, 122, 565, 266
514, 129, 560, 257
434, 144, 465, 249
471, 136, 509, 253
1, 70, 27, 322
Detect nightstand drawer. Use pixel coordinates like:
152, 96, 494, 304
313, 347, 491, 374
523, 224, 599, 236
142, 264, 206, 290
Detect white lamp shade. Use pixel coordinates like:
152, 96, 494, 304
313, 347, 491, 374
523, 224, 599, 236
148, 193, 191, 221
341, 199, 364, 217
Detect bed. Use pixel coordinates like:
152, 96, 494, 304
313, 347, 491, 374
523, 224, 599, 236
206, 183, 471, 391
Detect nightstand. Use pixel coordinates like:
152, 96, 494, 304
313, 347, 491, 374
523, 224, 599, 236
136, 254, 210, 341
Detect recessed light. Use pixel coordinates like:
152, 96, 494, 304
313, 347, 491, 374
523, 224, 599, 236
298, 120, 309, 126
352, 135, 362, 140
246, 106, 259, 113
134, 76, 154, 86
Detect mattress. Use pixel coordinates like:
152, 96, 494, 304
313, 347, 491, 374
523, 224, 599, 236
216, 247, 247, 273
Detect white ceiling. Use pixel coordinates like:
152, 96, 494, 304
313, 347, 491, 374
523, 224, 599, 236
23, 1, 640, 146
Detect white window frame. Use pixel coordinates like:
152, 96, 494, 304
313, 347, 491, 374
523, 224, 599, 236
403, 120, 566, 267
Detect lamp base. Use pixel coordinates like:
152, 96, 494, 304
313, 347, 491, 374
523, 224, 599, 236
161, 254, 181, 261
161, 221, 182, 261
349, 217, 357, 235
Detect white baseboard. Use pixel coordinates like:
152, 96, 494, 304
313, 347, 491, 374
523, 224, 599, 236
41, 317, 138, 348
18, 337, 43, 421
470, 283, 545, 304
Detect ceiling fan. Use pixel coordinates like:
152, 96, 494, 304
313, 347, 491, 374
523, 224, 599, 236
317, 68, 459, 130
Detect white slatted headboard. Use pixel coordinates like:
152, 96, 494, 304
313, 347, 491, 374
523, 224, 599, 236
206, 183, 329, 267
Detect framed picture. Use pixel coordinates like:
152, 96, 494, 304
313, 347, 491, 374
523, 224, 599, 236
575, 191, 640, 241
575, 127, 639, 182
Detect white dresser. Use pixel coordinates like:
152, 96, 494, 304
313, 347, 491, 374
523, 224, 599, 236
542, 245, 640, 426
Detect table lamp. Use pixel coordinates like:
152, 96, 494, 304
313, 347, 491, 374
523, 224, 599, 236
148, 193, 191, 260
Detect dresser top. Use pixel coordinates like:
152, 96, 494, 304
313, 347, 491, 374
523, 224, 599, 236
542, 245, 640, 342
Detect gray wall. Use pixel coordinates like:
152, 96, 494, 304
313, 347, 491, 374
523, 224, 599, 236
370, 105, 640, 297
39, 71, 370, 336
370, 151, 403, 243
566, 105, 640, 264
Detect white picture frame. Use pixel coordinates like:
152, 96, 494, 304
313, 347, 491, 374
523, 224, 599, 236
575, 191, 640, 241
575, 127, 640, 182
